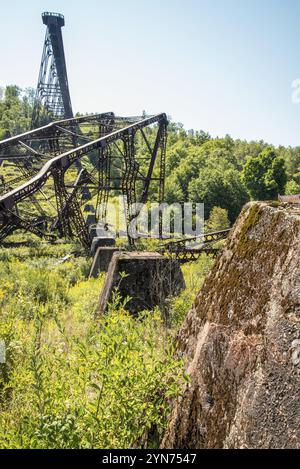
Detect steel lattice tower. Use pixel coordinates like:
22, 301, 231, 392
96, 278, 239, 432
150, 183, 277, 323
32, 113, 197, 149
31, 12, 73, 128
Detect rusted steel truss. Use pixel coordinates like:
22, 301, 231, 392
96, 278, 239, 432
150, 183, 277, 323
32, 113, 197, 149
31, 12, 73, 128
160, 229, 231, 263
0, 113, 168, 246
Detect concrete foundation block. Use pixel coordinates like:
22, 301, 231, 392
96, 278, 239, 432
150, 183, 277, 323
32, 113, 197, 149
89, 246, 124, 277
90, 236, 116, 256
96, 251, 185, 317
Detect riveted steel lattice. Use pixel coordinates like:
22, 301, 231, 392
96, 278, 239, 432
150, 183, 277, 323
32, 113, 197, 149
31, 12, 73, 129
0, 114, 168, 247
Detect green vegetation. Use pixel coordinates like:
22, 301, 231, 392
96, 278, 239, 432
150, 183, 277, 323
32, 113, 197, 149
241, 147, 287, 200
1, 85, 300, 448
206, 207, 230, 232
0, 237, 214, 449
2, 85, 300, 226
164, 129, 298, 222
285, 179, 300, 195
0, 85, 34, 138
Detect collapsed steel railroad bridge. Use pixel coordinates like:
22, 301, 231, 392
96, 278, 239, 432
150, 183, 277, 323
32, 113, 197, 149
0, 12, 230, 258
0, 112, 168, 246
0, 12, 167, 247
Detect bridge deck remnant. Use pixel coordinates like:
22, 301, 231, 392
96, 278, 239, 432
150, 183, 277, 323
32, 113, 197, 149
159, 229, 231, 262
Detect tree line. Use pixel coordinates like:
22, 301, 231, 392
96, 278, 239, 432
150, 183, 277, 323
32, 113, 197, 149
1, 85, 299, 229
164, 122, 299, 226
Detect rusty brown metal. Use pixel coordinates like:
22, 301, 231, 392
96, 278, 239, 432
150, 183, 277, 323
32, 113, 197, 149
159, 229, 231, 263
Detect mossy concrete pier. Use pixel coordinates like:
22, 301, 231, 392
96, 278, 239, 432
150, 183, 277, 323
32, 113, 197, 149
162, 202, 300, 449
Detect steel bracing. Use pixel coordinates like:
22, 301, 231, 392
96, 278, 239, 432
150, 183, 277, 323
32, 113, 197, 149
0, 11, 170, 248
0, 113, 168, 246
31, 12, 73, 128
159, 229, 231, 263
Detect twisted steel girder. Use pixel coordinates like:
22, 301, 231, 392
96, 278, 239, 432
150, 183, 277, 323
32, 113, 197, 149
159, 229, 231, 263
0, 113, 168, 246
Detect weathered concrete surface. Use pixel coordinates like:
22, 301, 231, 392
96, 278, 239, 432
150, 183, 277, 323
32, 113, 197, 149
162, 202, 300, 449
90, 236, 115, 256
96, 252, 185, 317
89, 246, 123, 277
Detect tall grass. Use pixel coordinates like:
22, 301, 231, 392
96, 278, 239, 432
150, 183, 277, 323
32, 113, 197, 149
1, 241, 213, 448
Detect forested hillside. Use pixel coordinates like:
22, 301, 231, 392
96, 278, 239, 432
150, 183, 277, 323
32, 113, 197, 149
165, 123, 300, 222
1, 85, 300, 225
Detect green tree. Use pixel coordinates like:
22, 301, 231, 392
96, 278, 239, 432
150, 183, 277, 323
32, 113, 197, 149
4, 85, 21, 103
164, 173, 185, 203
241, 147, 287, 200
285, 179, 300, 195
188, 167, 248, 222
277, 146, 300, 181
0, 85, 34, 137
206, 206, 230, 232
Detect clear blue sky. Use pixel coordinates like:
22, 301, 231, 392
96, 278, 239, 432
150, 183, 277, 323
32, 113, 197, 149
1, 0, 300, 146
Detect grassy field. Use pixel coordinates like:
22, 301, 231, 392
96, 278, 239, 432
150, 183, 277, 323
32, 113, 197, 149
0, 236, 213, 448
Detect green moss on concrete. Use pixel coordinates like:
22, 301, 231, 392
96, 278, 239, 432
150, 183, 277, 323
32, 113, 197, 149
238, 204, 263, 245
234, 204, 264, 259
